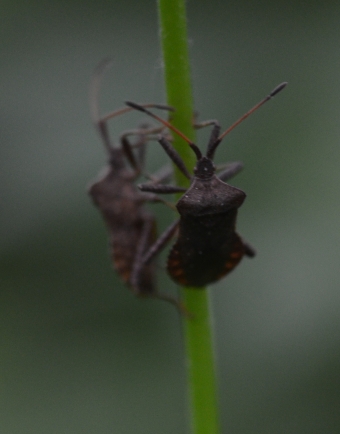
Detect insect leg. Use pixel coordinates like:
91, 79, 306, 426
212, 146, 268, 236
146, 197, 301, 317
146, 165, 173, 184
141, 219, 179, 266
139, 192, 177, 212
129, 215, 156, 295
119, 124, 169, 174
217, 161, 244, 181
193, 118, 219, 130
139, 183, 187, 194
120, 130, 147, 173
130, 218, 184, 310
158, 136, 192, 180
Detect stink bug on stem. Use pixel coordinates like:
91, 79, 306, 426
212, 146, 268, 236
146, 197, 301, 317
88, 60, 180, 307
126, 82, 287, 287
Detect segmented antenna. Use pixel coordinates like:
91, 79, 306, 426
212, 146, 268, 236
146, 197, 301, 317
206, 82, 288, 159
126, 102, 202, 160
126, 82, 288, 160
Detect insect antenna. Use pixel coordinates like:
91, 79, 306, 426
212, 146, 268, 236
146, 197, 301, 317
89, 58, 115, 152
206, 82, 288, 159
126, 101, 202, 160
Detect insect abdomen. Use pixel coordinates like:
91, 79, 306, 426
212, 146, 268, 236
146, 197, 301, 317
167, 210, 246, 286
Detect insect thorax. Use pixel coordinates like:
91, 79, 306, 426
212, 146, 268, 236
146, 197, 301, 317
177, 176, 246, 217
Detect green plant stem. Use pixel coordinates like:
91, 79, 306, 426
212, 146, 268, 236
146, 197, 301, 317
157, 0, 220, 433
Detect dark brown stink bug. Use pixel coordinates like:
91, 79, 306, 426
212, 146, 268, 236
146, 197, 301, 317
126, 82, 287, 287
88, 60, 178, 305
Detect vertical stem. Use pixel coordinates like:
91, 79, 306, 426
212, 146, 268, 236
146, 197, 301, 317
157, 1, 220, 433
157, 0, 196, 180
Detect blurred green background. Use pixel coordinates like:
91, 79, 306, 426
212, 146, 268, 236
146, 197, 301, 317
1, 0, 340, 432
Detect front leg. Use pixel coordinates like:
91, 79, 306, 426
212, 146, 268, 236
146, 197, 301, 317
139, 183, 187, 194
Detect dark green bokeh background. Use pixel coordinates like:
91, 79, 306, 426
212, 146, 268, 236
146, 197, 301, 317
1, 1, 340, 432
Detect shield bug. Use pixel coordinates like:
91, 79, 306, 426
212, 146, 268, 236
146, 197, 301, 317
88, 60, 179, 305
126, 82, 287, 287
